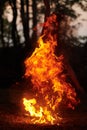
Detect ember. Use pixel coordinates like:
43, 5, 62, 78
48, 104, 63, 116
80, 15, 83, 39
23, 14, 79, 125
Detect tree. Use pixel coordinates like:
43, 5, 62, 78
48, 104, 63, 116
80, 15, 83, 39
50, 0, 87, 46
44, 0, 50, 20
0, 1, 5, 47
9, 0, 20, 47
0, 0, 87, 48
20, 0, 32, 49
32, 0, 37, 44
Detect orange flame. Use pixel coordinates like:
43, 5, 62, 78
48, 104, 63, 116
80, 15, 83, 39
23, 14, 79, 125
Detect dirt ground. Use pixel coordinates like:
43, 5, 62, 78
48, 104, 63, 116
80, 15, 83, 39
0, 88, 87, 130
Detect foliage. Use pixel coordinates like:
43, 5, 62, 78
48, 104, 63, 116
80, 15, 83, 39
50, 0, 87, 47
0, 0, 87, 48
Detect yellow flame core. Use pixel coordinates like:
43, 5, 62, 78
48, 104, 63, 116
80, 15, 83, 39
23, 98, 56, 124
23, 14, 79, 125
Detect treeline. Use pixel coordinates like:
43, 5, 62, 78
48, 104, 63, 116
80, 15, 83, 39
0, 0, 87, 49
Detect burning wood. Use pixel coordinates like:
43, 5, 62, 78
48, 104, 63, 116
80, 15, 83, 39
22, 14, 80, 125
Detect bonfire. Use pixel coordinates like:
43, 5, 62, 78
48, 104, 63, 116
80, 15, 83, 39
22, 13, 79, 125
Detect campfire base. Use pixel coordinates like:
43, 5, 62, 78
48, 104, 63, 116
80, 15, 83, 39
0, 104, 87, 130
0, 112, 87, 130
0, 88, 87, 130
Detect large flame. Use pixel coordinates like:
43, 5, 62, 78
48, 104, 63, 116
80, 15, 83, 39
23, 14, 79, 125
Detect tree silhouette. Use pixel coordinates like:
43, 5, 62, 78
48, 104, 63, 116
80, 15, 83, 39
0, 1, 5, 47
9, 0, 20, 47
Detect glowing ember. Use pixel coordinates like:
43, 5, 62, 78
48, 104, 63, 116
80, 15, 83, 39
23, 14, 79, 125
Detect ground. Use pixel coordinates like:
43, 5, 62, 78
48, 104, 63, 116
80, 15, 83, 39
0, 87, 87, 130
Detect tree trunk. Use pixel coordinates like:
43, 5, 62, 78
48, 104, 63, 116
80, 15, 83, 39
32, 0, 37, 42
32, 0, 37, 27
0, 1, 5, 47
44, 0, 50, 20
41, 0, 50, 35
20, 0, 30, 49
26, 0, 29, 37
9, 0, 19, 47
